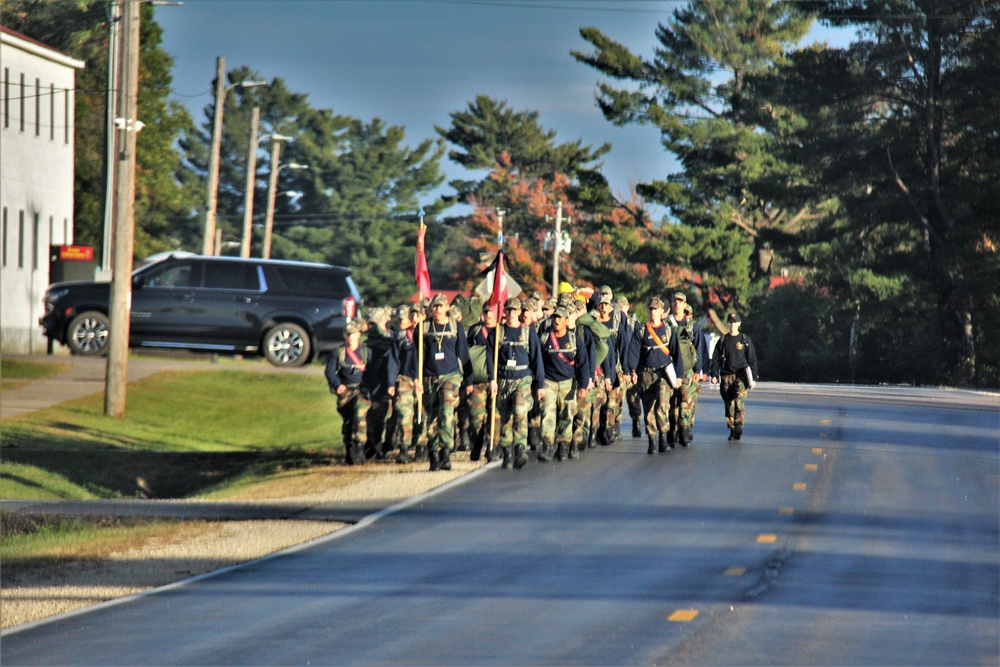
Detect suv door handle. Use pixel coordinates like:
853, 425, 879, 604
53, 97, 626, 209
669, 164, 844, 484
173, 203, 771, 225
236, 297, 255, 304
175, 293, 195, 302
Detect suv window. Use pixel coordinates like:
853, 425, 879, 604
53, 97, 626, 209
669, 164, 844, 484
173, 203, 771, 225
204, 261, 260, 290
274, 266, 349, 294
142, 261, 198, 288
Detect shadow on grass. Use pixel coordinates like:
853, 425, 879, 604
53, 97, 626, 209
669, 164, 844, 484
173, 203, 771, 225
1, 448, 338, 499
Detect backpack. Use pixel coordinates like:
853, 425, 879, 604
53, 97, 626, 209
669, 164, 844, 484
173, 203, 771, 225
668, 314, 697, 372
576, 312, 611, 365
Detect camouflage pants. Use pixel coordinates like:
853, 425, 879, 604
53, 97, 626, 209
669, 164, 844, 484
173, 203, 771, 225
528, 392, 542, 449
541, 378, 577, 446
639, 368, 672, 437
719, 374, 749, 428
497, 376, 533, 450
423, 372, 462, 455
574, 376, 606, 448
626, 375, 643, 421
391, 375, 419, 453
668, 371, 701, 432
336, 385, 360, 453
467, 382, 498, 451
366, 397, 390, 458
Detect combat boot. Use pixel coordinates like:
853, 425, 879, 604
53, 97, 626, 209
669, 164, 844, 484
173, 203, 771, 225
537, 442, 553, 463
415, 445, 428, 462
456, 426, 470, 452
513, 445, 529, 469
632, 420, 642, 437
658, 433, 671, 453
567, 441, 578, 459
647, 436, 656, 455
501, 446, 512, 469
485, 442, 496, 462
428, 448, 441, 471
554, 443, 565, 461
439, 447, 452, 471
733, 424, 743, 440
679, 427, 691, 447
666, 430, 675, 448
395, 446, 411, 464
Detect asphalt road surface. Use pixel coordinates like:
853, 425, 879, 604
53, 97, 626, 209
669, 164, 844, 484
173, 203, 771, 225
3, 383, 997, 666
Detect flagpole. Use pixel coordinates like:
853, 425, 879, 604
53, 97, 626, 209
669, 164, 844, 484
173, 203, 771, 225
488, 209, 505, 450
416, 208, 426, 425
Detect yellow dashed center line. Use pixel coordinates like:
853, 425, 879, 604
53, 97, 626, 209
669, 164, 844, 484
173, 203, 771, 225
757, 534, 777, 543
804, 463, 818, 471
778, 507, 795, 515
793, 483, 807, 491
819, 419, 831, 424
812, 447, 823, 454
668, 609, 699, 622
724, 567, 747, 576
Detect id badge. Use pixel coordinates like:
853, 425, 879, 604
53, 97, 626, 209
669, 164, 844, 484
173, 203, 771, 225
435, 352, 445, 361
506, 359, 517, 368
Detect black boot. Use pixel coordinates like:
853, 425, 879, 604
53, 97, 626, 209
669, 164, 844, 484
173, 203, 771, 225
537, 442, 552, 463
554, 443, 565, 461
567, 441, 578, 459
439, 447, 452, 471
658, 433, 671, 453
415, 445, 428, 462
666, 430, 675, 449
395, 446, 411, 464
429, 448, 442, 471
350, 444, 366, 465
679, 427, 691, 447
733, 424, 743, 440
485, 442, 496, 462
632, 420, 642, 437
501, 446, 512, 469
728, 428, 735, 441
647, 436, 656, 455
513, 445, 529, 469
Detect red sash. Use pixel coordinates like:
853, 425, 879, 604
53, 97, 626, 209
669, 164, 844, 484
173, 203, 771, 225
549, 331, 575, 366
345, 346, 366, 372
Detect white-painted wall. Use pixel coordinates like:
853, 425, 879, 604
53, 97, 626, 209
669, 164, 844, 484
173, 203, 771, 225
0, 28, 85, 354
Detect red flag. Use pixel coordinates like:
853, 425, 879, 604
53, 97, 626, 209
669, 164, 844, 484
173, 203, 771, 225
485, 250, 507, 321
415, 222, 431, 299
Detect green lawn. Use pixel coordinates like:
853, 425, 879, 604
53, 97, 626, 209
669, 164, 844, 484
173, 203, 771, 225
1, 358, 70, 389
1, 370, 343, 499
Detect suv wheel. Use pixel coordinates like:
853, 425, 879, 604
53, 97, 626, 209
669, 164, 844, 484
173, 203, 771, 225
67, 311, 110, 357
263, 323, 311, 367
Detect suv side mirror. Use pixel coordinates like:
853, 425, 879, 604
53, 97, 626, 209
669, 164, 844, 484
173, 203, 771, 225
133, 275, 145, 290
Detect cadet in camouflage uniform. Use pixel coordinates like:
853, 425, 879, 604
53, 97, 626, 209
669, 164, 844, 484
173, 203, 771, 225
386, 304, 422, 463
710, 313, 759, 441
631, 296, 684, 455
465, 303, 499, 461
325, 321, 371, 465
593, 287, 633, 446
539, 306, 592, 461
617, 296, 644, 437
487, 297, 546, 469
363, 307, 395, 459
665, 293, 710, 448
420, 293, 473, 470
520, 296, 543, 451
572, 294, 608, 453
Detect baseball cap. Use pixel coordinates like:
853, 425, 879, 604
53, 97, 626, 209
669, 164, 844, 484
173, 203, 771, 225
553, 307, 570, 319
345, 321, 361, 335
648, 296, 664, 310
598, 292, 613, 305
672, 292, 687, 303
727, 312, 742, 323
505, 297, 522, 310
430, 293, 448, 307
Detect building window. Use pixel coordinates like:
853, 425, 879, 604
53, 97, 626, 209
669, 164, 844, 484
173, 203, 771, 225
64, 89, 70, 144
35, 78, 41, 137
50, 83, 55, 141
3, 68, 8, 129
20, 73, 25, 133
18, 210, 25, 268
2, 208, 7, 267
32, 213, 40, 271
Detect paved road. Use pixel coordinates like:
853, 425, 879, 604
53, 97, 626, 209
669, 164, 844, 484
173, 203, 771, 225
2, 383, 997, 665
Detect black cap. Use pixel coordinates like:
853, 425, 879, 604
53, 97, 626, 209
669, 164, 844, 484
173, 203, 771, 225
727, 313, 742, 323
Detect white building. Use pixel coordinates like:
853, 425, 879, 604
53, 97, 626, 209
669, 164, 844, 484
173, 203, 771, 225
0, 27, 85, 354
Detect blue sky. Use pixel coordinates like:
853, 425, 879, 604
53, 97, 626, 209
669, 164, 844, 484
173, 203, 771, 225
155, 0, 850, 215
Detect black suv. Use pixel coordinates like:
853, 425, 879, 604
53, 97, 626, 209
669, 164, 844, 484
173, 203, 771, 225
40, 253, 361, 367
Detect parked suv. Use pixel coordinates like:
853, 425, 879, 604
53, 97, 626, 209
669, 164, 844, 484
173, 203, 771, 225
40, 253, 361, 367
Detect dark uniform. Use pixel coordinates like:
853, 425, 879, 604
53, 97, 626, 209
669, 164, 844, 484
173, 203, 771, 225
385, 306, 420, 463
421, 293, 473, 470
665, 294, 710, 447
539, 307, 592, 462
632, 296, 685, 455
465, 310, 499, 462
710, 313, 759, 441
325, 321, 370, 465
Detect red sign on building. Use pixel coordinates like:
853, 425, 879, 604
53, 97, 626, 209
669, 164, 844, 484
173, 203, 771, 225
59, 245, 94, 261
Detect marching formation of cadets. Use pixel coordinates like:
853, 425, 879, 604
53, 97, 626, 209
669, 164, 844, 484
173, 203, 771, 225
326, 283, 759, 471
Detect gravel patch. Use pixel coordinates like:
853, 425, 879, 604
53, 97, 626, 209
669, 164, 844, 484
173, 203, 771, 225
2, 455, 488, 629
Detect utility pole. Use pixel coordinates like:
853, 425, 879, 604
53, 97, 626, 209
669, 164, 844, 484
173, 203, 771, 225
100, 1, 122, 281
262, 135, 284, 259
105, 0, 141, 418
240, 106, 260, 258
202, 56, 226, 256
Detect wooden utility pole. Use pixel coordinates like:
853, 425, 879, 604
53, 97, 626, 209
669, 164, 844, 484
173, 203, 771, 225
262, 136, 283, 259
240, 106, 260, 258
105, 0, 141, 418
202, 55, 226, 256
